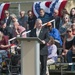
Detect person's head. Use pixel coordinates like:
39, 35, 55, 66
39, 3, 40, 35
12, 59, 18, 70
27, 10, 33, 18
10, 14, 17, 22
1, 20, 6, 29
66, 27, 73, 36
47, 37, 55, 46
70, 7, 75, 17
61, 8, 69, 17
20, 10, 25, 18
35, 19, 42, 29
4, 10, 9, 17
63, 14, 70, 23
47, 22, 52, 31
39, 8, 45, 17
53, 9, 59, 17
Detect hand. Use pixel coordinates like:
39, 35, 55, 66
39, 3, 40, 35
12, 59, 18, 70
41, 40, 46, 44
0, 45, 5, 48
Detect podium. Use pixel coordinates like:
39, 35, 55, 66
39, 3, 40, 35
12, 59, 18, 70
17, 37, 42, 75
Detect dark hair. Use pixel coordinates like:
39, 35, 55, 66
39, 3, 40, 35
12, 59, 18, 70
39, 8, 45, 12
27, 10, 32, 14
70, 7, 75, 19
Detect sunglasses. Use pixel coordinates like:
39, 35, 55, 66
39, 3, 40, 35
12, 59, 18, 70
67, 30, 72, 33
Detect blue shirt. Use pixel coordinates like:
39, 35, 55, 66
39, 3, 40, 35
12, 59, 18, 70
49, 28, 62, 46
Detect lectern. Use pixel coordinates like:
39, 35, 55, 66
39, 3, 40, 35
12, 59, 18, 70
17, 37, 42, 75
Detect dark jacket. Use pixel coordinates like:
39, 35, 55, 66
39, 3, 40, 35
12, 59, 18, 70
30, 27, 50, 55
3, 16, 12, 26
0, 26, 13, 39
38, 14, 50, 24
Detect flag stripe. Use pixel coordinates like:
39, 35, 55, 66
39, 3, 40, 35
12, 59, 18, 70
58, 0, 67, 16
33, 0, 67, 17
0, 3, 10, 20
0, 3, 5, 18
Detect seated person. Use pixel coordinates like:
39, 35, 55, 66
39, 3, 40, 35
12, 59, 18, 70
0, 31, 10, 63
13, 22, 26, 38
47, 22, 62, 47
67, 45, 75, 70
62, 27, 75, 56
0, 20, 13, 39
46, 37, 58, 75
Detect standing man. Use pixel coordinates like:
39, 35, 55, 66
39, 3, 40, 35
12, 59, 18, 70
30, 19, 50, 75
27, 10, 37, 30
38, 8, 50, 24
50, 9, 61, 29
3, 10, 12, 27
18, 11, 28, 29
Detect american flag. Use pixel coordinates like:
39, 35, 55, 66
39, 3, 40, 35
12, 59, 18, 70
33, 0, 67, 17
0, 3, 10, 20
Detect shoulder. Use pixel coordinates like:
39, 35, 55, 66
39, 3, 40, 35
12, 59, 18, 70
52, 28, 58, 32
3, 35, 9, 40
52, 44, 57, 49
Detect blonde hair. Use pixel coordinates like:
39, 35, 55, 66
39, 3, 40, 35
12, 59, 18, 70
10, 14, 17, 18
63, 14, 70, 22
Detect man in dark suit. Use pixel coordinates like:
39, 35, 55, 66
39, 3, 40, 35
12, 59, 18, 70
50, 9, 61, 30
30, 19, 50, 75
3, 10, 12, 27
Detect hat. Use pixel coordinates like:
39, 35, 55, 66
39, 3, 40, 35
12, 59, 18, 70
46, 22, 52, 26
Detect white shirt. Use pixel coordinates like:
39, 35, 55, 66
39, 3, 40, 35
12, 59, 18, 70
36, 28, 41, 37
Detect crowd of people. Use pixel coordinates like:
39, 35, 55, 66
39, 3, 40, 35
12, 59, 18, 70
0, 7, 75, 75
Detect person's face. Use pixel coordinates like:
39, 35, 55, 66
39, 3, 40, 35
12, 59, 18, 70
63, 15, 69, 22
40, 10, 45, 17
5, 12, 9, 17
71, 8, 75, 16
53, 10, 58, 17
20, 12, 25, 17
36, 20, 42, 29
28, 11, 33, 18
67, 29, 72, 36
11, 17, 16, 22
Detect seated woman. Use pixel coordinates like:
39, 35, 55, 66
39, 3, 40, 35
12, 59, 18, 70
0, 31, 10, 63
66, 45, 75, 70
62, 27, 75, 55
46, 37, 58, 75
